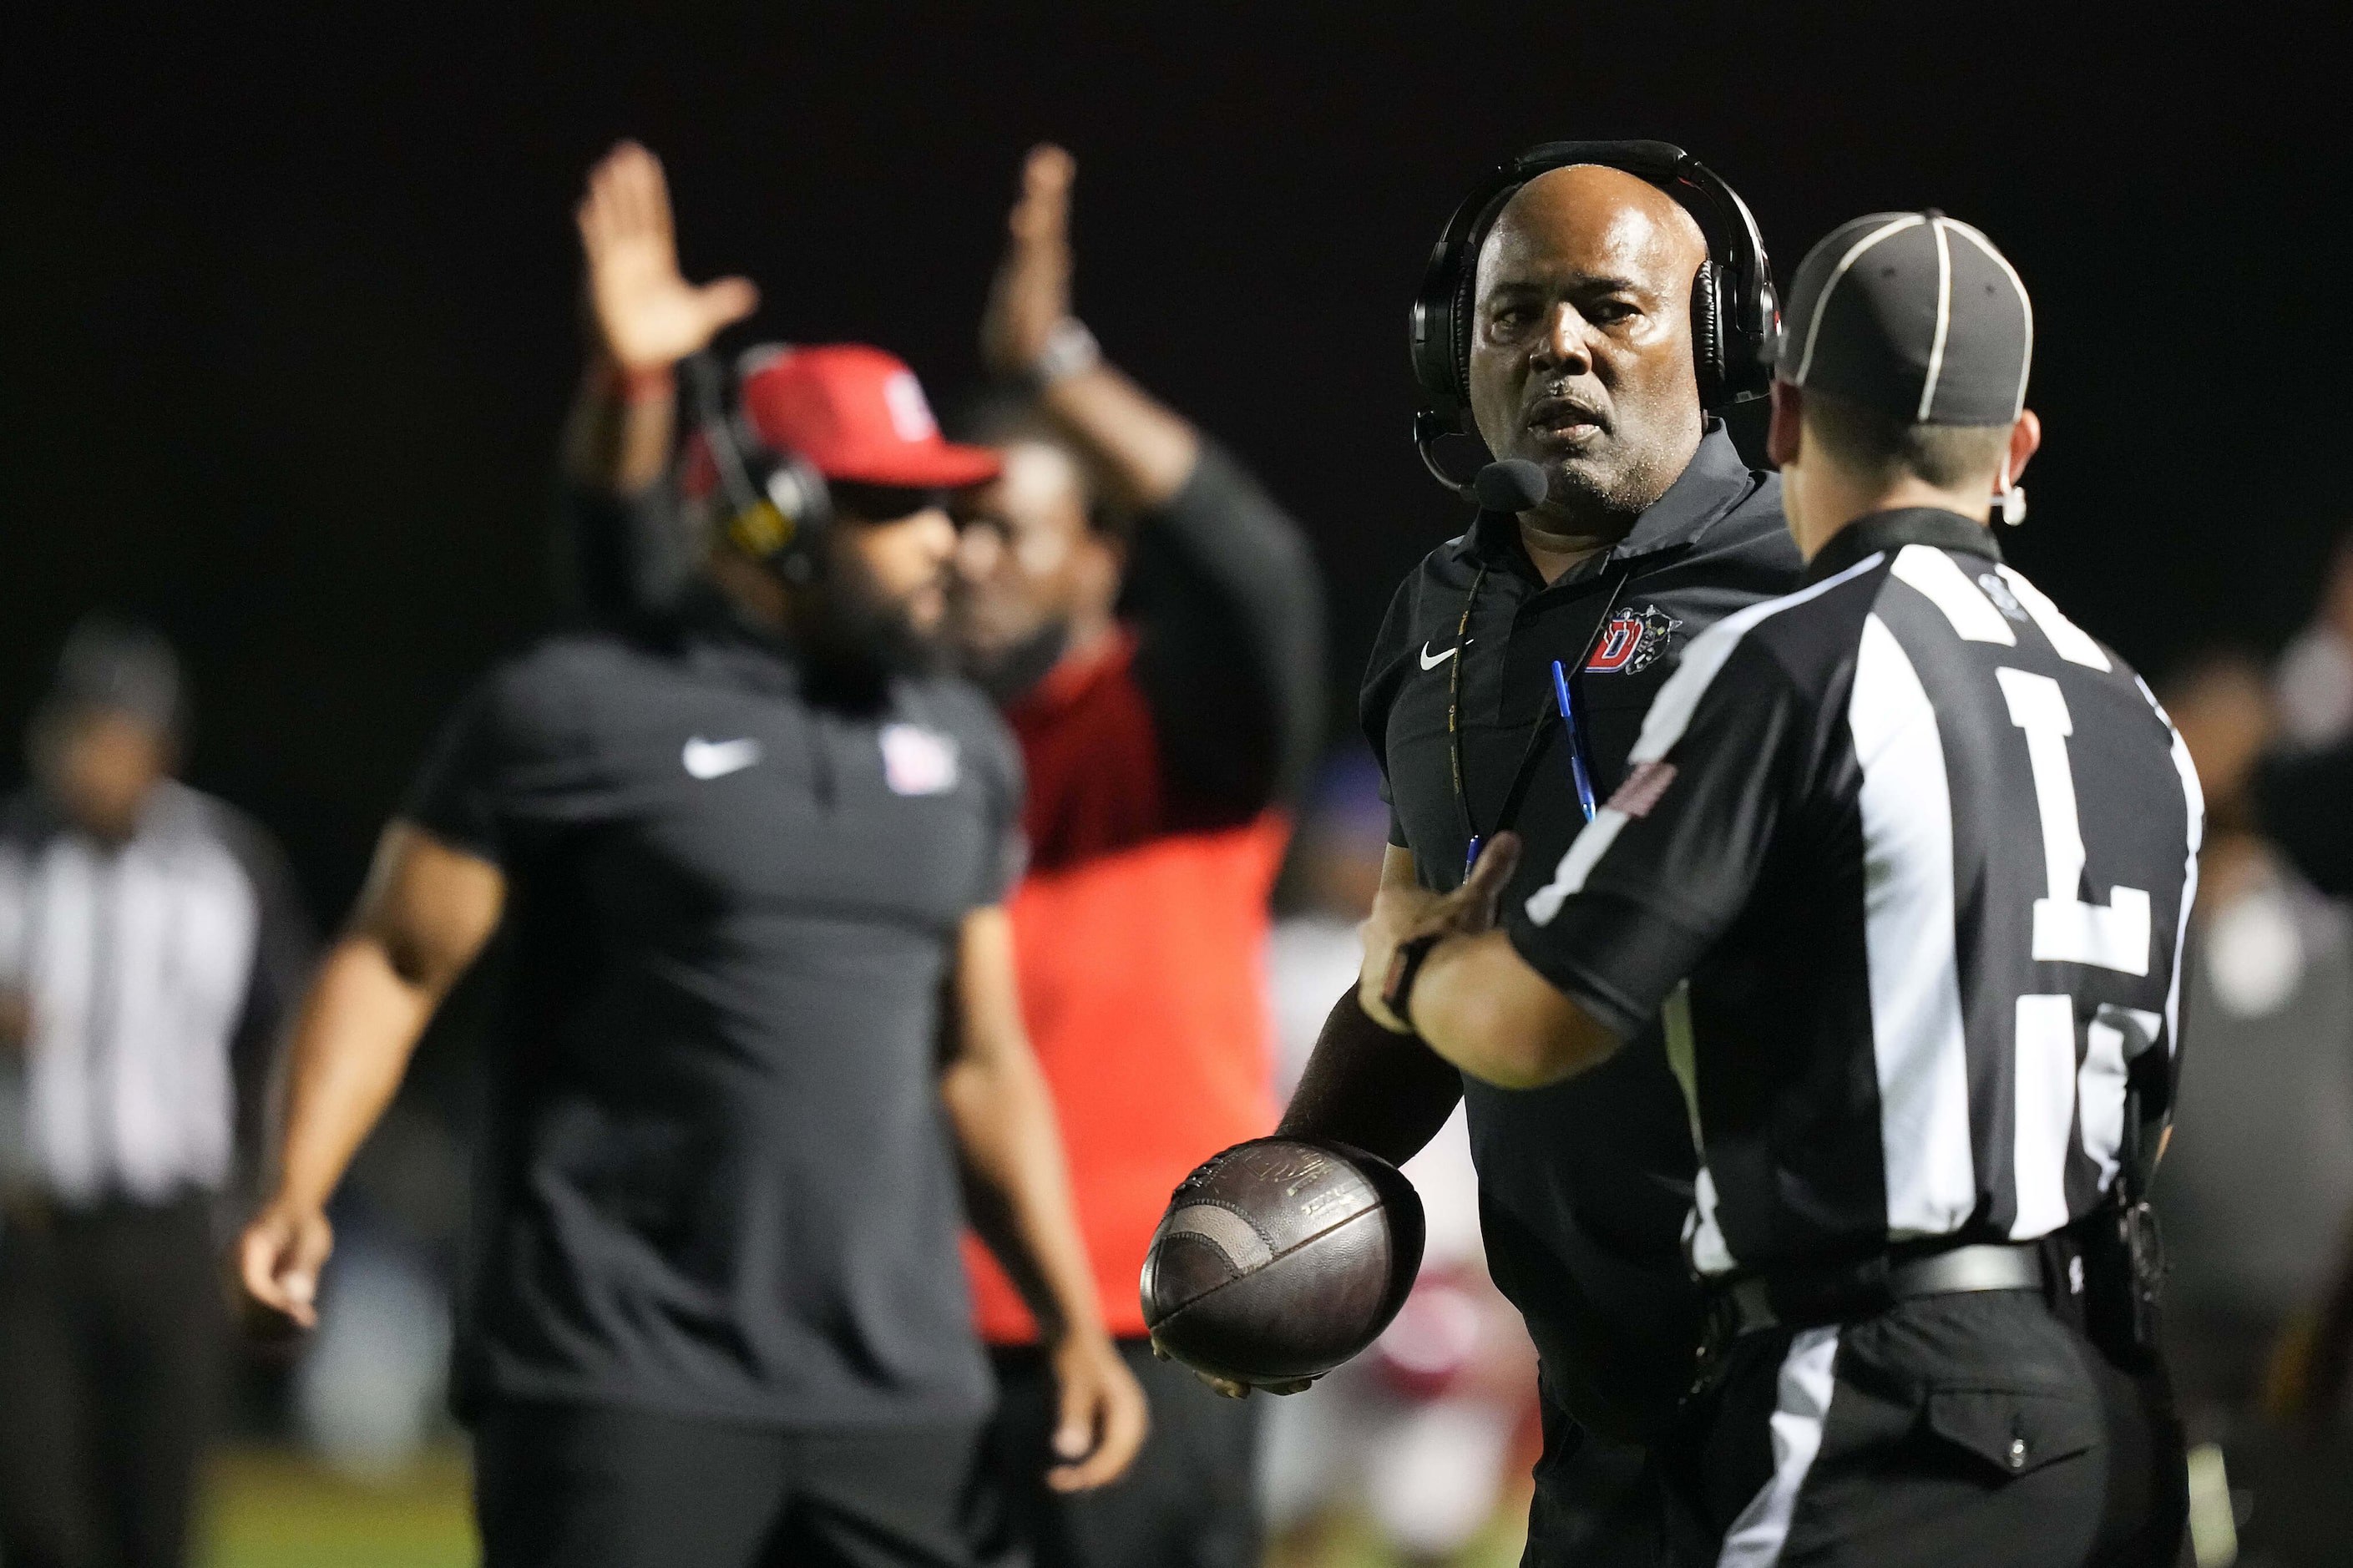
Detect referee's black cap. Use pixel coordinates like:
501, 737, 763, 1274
1774, 212, 2032, 427
43, 613, 184, 738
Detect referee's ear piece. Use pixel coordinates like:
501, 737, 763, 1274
1996, 460, 2028, 527
1996, 409, 2042, 527
1996, 455, 2028, 527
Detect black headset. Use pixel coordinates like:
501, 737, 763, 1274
686, 344, 833, 584
1409, 139, 1779, 491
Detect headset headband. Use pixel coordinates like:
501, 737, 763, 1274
686, 347, 833, 582
1408, 139, 1779, 492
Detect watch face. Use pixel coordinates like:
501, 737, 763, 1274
1382, 946, 1414, 1009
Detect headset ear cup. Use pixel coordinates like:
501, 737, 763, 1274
1449, 266, 1477, 422
1690, 257, 1725, 409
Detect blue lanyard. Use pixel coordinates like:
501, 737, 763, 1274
1551, 660, 1597, 823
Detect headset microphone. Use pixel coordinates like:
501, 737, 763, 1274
1472, 458, 1550, 513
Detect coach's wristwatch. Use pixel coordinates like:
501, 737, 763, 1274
1023, 316, 1102, 390
1379, 932, 1447, 1033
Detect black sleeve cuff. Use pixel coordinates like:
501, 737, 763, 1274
1505, 887, 1713, 1044
395, 802, 505, 870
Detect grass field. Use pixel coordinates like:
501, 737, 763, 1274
200, 1448, 476, 1568
195, 1445, 1527, 1568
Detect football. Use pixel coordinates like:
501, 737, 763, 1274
1140, 1137, 1425, 1385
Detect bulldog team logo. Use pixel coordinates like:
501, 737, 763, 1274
1586, 604, 1683, 673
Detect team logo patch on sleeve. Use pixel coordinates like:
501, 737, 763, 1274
1586, 605, 1684, 673
1605, 760, 1678, 819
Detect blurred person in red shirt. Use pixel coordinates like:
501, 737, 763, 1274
945, 146, 1323, 1568
555, 144, 1323, 1568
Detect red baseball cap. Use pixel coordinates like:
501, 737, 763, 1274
737, 343, 999, 490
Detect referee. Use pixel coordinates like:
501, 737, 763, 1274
1364, 213, 2196, 1563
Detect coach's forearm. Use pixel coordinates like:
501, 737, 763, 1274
270, 936, 441, 1212
1037, 363, 1200, 510
944, 1047, 1105, 1343
559, 353, 677, 498
269, 823, 503, 1213
1409, 932, 1622, 1090
1277, 985, 1465, 1166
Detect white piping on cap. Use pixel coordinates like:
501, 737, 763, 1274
1917, 218, 1954, 421
1943, 219, 2035, 419
1793, 214, 1925, 387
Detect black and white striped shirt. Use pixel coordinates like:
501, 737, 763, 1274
1508, 508, 2202, 1277
0, 781, 307, 1206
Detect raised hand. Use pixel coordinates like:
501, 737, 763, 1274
980, 143, 1078, 377
574, 140, 759, 373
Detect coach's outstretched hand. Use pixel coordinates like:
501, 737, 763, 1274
1149, 1334, 1316, 1402
575, 140, 759, 375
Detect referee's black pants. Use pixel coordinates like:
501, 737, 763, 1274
473, 1398, 993, 1568
971, 1338, 1260, 1568
1672, 1290, 2189, 1567
0, 1194, 225, 1568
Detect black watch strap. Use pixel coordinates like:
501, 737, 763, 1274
1380, 933, 1446, 1031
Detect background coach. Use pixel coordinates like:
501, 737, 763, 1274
239, 141, 1146, 1568
1271, 144, 1802, 1565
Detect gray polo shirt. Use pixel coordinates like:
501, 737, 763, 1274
405, 602, 1021, 1429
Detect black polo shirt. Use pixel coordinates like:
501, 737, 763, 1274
404, 596, 1022, 1430
1360, 424, 1802, 1439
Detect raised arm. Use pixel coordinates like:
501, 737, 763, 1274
983, 144, 1324, 817
557, 141, 759, 622
980, 144, 1196, 510
564, 139, 757, 498
939, 905, 1148, 1492
236, 823, 504, 1328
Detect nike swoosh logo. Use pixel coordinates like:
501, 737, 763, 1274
682, 736, 762, 780
1419, 640, 1472, 670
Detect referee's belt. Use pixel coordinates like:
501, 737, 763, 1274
1708, 1242, 2045, 1343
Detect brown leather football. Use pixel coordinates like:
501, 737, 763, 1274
1140, 1137, 1425, 1384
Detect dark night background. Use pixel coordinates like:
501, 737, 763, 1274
3, 3, 2345, 923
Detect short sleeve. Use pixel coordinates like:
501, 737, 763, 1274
1359, 577, 1419, 852
401, 661, 573, 867
969, 706, 1029, 908
1506, 625, 1812, 1040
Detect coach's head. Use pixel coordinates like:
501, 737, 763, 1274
704, 345, 997, 681
1468, 165, 1714, 546
1766, 211, 2042, 560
